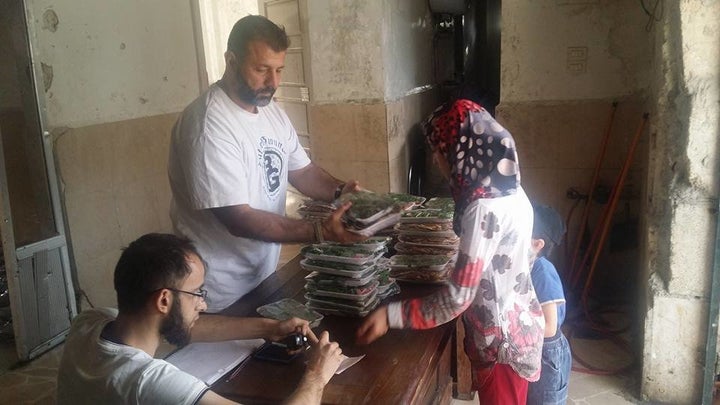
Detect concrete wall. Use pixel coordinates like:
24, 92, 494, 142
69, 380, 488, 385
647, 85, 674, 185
501, 0, 651, 103
307, 0, 436, 193
641, 1, 720, 403
498, 1, 652, 272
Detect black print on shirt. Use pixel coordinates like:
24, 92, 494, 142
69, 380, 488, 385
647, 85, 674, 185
258, 136, 285, 200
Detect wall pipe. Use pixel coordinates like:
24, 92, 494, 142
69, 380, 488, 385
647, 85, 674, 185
568, 102, 618, 287
581, 113, 648, 313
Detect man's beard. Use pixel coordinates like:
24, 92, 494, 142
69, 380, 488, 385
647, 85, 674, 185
160, 298, 191, 347
236, 75, 276, 107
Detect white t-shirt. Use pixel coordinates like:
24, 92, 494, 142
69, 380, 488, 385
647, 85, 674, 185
57, 308, 209, 405
169, 83, 311, 311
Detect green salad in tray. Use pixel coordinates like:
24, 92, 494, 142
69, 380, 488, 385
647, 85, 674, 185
302, 245, 382, 265
389, 254, 450, 269
423, 197, 455, 211
338, 191, 397, 223
401, 209, 454, 220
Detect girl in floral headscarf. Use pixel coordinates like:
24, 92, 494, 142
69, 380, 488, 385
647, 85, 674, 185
357, 99, 544, 405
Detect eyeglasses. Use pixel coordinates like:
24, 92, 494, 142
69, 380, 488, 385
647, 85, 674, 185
166, 288, 208, 301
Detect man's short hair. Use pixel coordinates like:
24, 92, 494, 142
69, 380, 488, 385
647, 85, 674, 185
227, 15, 289, 63
114, 233, 201, 314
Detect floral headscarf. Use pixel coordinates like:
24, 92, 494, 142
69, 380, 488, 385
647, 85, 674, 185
422, 99, 521, 233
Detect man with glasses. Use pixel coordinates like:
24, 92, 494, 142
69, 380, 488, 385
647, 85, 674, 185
58, 233, 343, 404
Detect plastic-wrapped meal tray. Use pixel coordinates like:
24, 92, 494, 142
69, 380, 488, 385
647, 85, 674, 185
321, 236, 391, 253
395, 221, 454, 232
423, 197, 455, 211
256, 298, 324, 328
305, 279, 379, 301
301, 245, 382, 265
338, 191, 397, 225
390, 268, 449, 284
346, 213, 402, 237
399, 209, 453, 223
300, 259, 378, 278
397, 234, 460, 248
392, 228, 458, 238
385, 193, 426, 210
394, 242, 459, 257
305, 270, 378, 287
305, 293, 379, 316
389, 254, 451, 271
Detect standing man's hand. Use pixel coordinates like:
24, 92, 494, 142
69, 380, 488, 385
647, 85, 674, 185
338, 180, 363, 196
321, 202, 368, 244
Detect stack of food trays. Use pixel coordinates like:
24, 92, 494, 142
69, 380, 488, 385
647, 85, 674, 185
392, 203, 459, 284
388, 254, 451, 284
300, 237, 399, 317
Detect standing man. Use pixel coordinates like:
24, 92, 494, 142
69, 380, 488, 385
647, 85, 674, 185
169, 15, 365, 312
57, 233, 344, 404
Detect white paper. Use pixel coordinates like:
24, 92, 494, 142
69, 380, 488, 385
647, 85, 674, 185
335, 354, 365, 374
165, 339, 265, 385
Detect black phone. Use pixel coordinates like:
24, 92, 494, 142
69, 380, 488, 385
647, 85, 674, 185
253, 342, 301, 364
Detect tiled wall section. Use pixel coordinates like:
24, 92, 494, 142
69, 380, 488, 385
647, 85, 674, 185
309, 89, 438, 194
308, 102, 390, 192
54, 113, 178, 309
496, 98, 649, 272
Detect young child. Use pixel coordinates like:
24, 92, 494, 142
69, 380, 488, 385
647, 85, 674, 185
527, 204, 572, 405
357, 99, 545, 404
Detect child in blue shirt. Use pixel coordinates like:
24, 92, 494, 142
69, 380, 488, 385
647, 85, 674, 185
527, 204, 572, 405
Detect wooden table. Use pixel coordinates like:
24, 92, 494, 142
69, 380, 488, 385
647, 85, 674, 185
212, 256, 471, 404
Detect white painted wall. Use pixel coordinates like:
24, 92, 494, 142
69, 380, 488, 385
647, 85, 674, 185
381, 0, 434, 100
27, 0, 199, 128
501, 1, 652, 102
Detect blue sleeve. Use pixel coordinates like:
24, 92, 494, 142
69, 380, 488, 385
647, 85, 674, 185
530, 257, 566, 305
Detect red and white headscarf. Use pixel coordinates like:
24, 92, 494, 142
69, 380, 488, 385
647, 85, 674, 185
423, 99, 522, 232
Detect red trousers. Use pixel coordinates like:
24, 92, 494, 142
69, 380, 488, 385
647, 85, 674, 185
473, 363, 528, 405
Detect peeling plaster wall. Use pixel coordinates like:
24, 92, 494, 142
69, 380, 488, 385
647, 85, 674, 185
22, 1, 200, 308
641, 1, 720, 403
307, 1, 385, 103
27, 0, 199, 128
501, 0, 651, 103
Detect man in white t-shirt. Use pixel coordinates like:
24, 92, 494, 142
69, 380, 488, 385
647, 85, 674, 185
169, 15, 366, 312
57, 233, 343, 405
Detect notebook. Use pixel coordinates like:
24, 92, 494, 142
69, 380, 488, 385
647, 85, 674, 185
165, 338, 265, 385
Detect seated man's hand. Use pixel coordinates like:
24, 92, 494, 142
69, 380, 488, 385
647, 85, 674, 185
305, 331, 343, 385
321, 202, 368, 244
269, 317, 318, 344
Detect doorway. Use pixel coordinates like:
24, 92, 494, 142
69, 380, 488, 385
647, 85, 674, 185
0, 0, 77, 370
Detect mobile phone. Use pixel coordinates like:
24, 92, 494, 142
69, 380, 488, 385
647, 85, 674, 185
253, 342, 301, 364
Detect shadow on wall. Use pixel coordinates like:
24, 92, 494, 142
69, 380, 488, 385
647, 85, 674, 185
406, 122, 451, 199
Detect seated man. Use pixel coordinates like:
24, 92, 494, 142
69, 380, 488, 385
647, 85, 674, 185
57, 233, 343, 404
